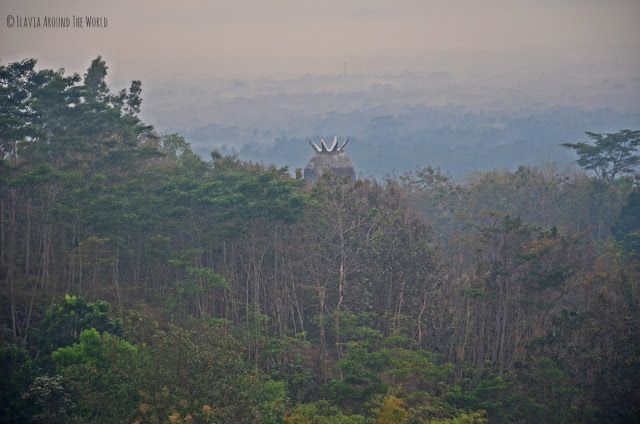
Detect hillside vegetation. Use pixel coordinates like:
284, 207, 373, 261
1, 58, 639, 423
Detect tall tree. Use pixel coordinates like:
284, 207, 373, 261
0, 59, 38, 161
562, 130, 640, 182
613, 188, 640, 257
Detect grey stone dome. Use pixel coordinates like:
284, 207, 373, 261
303, 137, 355, 184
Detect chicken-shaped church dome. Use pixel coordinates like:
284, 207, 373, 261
303, 136, 356, 184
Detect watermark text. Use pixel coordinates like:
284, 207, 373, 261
6, 15, 108, 29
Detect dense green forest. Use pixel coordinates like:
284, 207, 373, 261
1, 57, 639, 424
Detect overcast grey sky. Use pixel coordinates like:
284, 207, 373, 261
1, 0, 639, 82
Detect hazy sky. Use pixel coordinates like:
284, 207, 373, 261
1, 0, 639, 82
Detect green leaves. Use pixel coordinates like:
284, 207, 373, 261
33, 295, 124, 359
185, 266, 229, 290
83, 56, 109, 101
0, 59, 38, 160
52, 328, 136, 370
51, 329, 141, 423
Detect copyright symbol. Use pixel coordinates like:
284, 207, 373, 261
7, 15, 14, 27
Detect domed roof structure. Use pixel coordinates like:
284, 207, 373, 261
304, 136, 355, 184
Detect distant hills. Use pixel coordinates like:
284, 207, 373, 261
143, 72, 640, 178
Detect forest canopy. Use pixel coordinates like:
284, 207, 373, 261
1, 58, 639, 424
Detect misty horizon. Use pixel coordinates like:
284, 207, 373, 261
2, 0, 639, 177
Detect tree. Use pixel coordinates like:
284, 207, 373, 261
0, 344, 36, 423
613, 188, 640, 257
83, 56, 109, 102
21, 375, 72, 424
561, 130, 640, 182
373, 395, 410, 424
32, 295, 124, 360
0, 59, 37, 161
52, 328, 140, 423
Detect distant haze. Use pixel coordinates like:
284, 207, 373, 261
2, 0, 639, 177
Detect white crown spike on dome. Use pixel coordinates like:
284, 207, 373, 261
320, 138, 330, 152
329, 136, 338, 152
308, 139, 322, 153
339, 137, 349, 152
